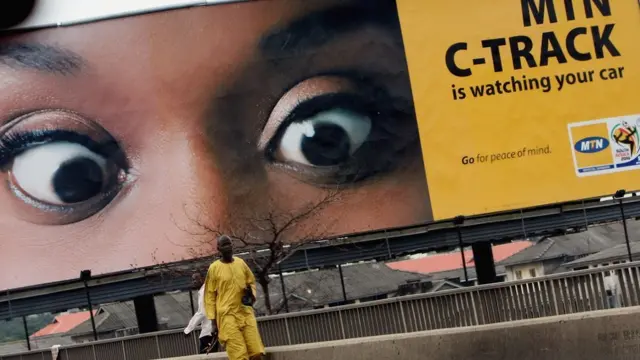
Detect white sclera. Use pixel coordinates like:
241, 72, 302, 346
11, 142, 107, 205
278, 109, 372, 166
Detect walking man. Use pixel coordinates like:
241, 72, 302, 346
204, 235, 266, 360
184, 272, 218, 354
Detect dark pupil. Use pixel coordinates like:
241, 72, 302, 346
300, 123, 351, 166
52, 157, 104, 203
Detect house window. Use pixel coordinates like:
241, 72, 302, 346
529, 268, 536, 278
515, 270, 522, 280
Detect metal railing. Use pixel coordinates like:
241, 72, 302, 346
3, 262, 640, 360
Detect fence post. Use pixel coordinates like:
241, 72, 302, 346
155, 335, 161, 358
121, 339, 127, 360
398, 300, 408, 333
469, 291, 480, 325
338, 310, 346, 340
193, 332, 199, 354
91, 344, 97, 360
549, 280, 560, 315
284, 318, 293, 345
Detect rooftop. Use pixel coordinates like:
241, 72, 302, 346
565, 242, 640, 268
428, 265, 507, 283
499, 221, 640, 267
387, 241, 533, 274
254, 262, 435, 314
30, 311, 96, 338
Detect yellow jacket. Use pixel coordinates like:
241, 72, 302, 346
204, 257, 257, 321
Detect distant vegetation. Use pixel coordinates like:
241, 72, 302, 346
0, 314, 55, 343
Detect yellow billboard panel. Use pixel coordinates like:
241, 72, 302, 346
397, 0, 640, 220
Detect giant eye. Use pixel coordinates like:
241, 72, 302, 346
278, 109, 372, 167
0, 110, 130, 225
261, 76, 419, 186
11, 141, 119, 205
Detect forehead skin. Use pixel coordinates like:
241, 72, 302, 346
0, 0, 431, 289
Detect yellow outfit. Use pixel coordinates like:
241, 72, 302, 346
204, 257, 265, 360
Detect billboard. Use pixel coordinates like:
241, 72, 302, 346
0, 0, 638, 290
397, 0, 640, 219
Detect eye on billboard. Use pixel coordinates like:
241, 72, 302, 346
0, 0, 637, 290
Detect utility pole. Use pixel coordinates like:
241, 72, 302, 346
80, 270, 98, 341
615, 190, 633, 262
454, 216, 469, 284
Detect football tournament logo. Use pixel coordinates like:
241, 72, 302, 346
611, 119, 640, 162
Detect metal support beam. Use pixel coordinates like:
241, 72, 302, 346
472, 242, 497, 284
616, 190, 633, 262
133, 295, 159, 334
22, 316, 31, 351
80, 270, 98, 341
454, 216, 469, 284
278, 267, 289, 313
338, 265, 348, 302
188, 289, 195, 316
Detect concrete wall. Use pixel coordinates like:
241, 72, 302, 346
163, 307, 640, 360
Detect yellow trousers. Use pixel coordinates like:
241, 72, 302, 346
218, 313, 265, 360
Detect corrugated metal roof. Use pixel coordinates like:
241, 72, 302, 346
30, 311, 95, 337
427, 265, 507, 283
387, 242, 532, 274
565, 242, 640, 268
253, 262, 434, 314
499, 221, 640, 266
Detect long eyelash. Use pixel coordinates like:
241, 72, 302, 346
0, 129, 119, 168
289, 93, 373, 122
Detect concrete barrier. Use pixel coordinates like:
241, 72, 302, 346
162, 306, 640, 360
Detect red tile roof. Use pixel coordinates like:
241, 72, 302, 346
31, 311, 96, 338
388, 241, 534, 274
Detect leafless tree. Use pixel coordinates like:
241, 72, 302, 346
181, 188, 344, 315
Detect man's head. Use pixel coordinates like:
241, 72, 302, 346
217, 235, 234, 261
191, 271, 204, 289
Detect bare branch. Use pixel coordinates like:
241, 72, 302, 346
157, 187, 345, 314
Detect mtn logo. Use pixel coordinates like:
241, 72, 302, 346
574, 137, 609, 153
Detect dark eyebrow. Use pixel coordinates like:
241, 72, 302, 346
259, 1, 403, 59
0, 42, 85, 75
